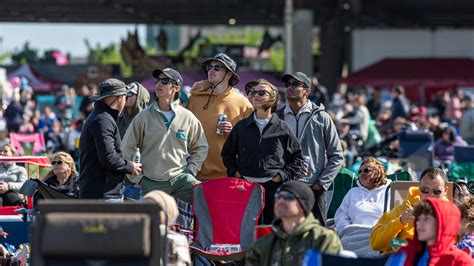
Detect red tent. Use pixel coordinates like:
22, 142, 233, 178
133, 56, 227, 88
340, 58, 474, 103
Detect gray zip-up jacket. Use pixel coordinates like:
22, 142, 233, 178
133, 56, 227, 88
278, 102, 343, 191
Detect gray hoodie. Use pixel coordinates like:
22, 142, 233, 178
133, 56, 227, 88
279, 102, 343, 190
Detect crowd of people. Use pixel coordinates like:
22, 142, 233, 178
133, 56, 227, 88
0, 51, 472, 265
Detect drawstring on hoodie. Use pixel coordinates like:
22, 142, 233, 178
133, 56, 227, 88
203, 70, 228, 110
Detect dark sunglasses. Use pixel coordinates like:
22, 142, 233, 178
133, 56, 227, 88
249, 90, 271, 97
154, 77, 177, 85
284, 81, 306, 89
274, 192, 297, 201
419, 186, 443, 196
206, 64, 225, 72
358, 168, 371, 175
51, 160, 64, 165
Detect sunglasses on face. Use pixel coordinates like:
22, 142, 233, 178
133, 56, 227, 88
249, 90, 271, 97
274, 192, 297, 201
358, 168, 371, 175
51, 160, 64, 165
154, 77, 177, 86
284, 81, 306, 89
206, 64, 225, 72
419, 186, 444, 196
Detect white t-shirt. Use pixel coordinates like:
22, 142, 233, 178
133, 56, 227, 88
254, 113, 270, 134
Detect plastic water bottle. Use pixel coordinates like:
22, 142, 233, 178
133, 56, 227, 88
131, 147, 141, 163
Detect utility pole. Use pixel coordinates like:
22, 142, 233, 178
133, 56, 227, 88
284, 0, 294, 74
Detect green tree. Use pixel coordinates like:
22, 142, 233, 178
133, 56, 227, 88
11, 42, 39, 64
84, 39, 132, 77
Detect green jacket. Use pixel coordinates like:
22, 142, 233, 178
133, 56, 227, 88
246, 213, 342, 266
117, 83, 150, 139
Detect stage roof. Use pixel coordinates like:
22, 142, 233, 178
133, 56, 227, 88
1, 0, 474, 27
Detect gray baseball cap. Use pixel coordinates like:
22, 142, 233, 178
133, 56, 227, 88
90, 78, 128, 101
281, 72, 312, 88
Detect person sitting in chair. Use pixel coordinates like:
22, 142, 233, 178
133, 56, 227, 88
370, 167, 449, 255
334, 157, 391, 257
0, 144, 26, 206
41, 151, 79, 197
246, 181, 342, 266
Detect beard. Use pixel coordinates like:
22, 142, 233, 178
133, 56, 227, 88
286, 92, 303, 101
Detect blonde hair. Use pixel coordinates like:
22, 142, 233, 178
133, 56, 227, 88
1, 144, 19, 156
459, 196, 474, 234
143, 190, 179, 226
43, 151, 77, 180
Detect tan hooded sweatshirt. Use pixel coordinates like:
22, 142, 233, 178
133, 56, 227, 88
188, 80, 253, 179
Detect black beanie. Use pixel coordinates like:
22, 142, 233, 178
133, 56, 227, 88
278, 181, 315, 216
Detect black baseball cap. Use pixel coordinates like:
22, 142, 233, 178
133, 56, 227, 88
152, 68, 183, 87
281, 72, 312, 88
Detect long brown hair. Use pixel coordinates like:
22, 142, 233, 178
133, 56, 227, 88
42, 151, 77, 180
361, 157, 387, 188
253, 79, 279, 112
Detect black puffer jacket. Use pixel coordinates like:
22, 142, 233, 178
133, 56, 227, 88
221, 113, 304, 181
79, 101, 133, 199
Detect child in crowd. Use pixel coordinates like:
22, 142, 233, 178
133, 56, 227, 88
399, 198, 473, 265
457, 196, 474, 258
143, 190, 191, 266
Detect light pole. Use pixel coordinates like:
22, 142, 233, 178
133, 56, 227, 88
284, 0, 294, 74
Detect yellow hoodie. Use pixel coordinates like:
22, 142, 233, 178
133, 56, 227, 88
370, 186, 448, 255
188, 80, 253, 179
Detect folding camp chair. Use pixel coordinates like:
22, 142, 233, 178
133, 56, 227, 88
20, 179, 78, 200
386, 171, 412, 182
383, 181, 454, 212
398, 130, 434, 176
9, 132, 46, 156
190, 178, 264, 263
454, 145, 474, 163
326, 168, 358, 220
451, 145, 474, 181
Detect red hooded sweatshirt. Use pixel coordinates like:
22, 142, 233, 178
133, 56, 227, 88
399, 198, 473, 266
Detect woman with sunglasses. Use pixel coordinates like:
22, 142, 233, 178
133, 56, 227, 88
0, 144, 27, 206
40, 151, 79, 198
334, 157, 391, 257
222, 79, 305, 224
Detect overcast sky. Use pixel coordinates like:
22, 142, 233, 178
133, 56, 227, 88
0, 23, 147, 58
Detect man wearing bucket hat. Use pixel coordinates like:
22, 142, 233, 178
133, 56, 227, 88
122, 68, 208, 203
277, 72, 343, 226
79, 78, 142, 200
246, 181, 342, 266
188, 53, 253, 180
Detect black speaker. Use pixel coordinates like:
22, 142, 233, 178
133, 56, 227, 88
31, 200, 162, 266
